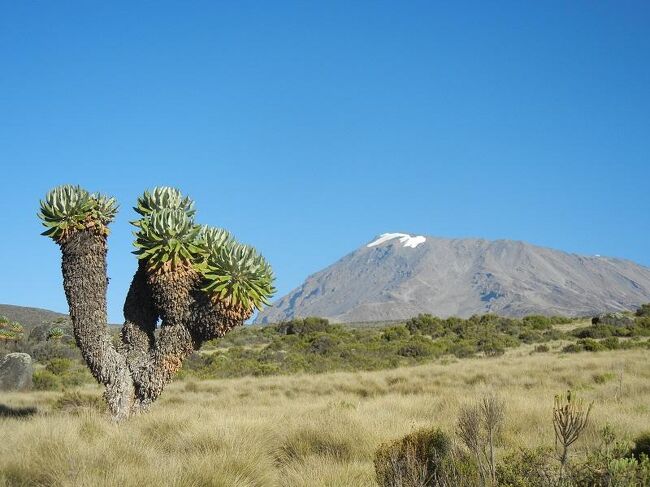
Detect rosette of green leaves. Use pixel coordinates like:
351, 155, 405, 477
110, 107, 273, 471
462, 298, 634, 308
38, 185, 118, 241
133, 187, 195, 221
47, 326, 65, 341
0, 321, 24, 341
91, 193, 119, 225
133, 208, 202, 271
38, 185, 94, 240
202, 242, 275, 312
194, 225, 234, 264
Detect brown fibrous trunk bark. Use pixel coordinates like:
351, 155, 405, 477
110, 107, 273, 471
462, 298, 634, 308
58, 229, 248, 420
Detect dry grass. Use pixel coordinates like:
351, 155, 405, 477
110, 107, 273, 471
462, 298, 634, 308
1, 348, 649, 486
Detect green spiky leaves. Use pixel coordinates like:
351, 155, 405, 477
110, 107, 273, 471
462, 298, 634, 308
131, 186, 275, 309
133, 208, 202, 272
134, 187, 195, 219
195, 226, 234, 260
38, 185, 118, 242
0, 317, 24, 342
92, 193, 119, 225
39, 184, 276, 314
202, 242, 275, 312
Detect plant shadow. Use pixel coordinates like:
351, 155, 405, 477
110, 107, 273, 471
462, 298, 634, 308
0, 403, 37, 418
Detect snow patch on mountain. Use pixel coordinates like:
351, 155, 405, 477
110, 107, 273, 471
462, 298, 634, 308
367, 233, 427, 249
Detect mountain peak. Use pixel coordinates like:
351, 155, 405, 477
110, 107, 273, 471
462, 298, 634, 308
257, 235, 650, 324
367, 233, 427, 249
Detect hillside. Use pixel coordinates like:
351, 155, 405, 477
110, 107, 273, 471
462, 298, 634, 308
0, 304, 68, 329
257, 233, 650, 323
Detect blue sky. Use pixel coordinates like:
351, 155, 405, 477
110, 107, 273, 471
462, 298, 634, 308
1, 1, 649, 323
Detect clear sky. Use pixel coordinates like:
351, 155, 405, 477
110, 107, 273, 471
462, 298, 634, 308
1, 1, 649, 323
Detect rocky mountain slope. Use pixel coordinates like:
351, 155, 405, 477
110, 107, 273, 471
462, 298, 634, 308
257, 233, 650, 323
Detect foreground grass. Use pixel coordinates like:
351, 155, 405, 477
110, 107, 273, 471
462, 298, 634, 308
1, 348, 649, 486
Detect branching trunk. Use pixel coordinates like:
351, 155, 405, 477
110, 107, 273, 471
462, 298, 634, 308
58, 229, 245, 420
61, 231, 134, 418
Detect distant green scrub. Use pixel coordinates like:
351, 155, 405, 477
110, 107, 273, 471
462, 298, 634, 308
178, 311, 650, 379
4, 309, 649, 385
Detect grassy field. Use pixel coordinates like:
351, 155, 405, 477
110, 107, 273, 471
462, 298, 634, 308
1, 347, 649, 486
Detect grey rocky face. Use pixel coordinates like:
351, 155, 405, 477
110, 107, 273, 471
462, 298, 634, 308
0, 353, 33, 391
258, 234, 650, 323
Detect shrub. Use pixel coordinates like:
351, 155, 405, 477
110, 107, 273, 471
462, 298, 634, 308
632, 432, 650, 461
636, 303, 650, 317
278, 317, 332, 336
397, 337, 435, 358
562, 343, 582, 353
382, 326, 410, 342
32, 369, 61, 391
30, 340, 80, 362
569, 426, 650, 486
405, 314, 445, 337
45, 357, 74, 376
457, 394, 505, 484
602, 337, 620, 350
374, 428, 451, 487
449, 340, 477, 358
580, 338, 607, 352
479, 337, 506, 357
522, 315, 553, 330
496, 446, 556, 486
308, 334, 338, 355
573, 325, 615, 339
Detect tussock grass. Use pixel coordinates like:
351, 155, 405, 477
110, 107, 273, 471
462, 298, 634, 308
1, 349, 649, 486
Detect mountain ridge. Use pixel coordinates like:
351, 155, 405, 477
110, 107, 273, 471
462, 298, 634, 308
0, 304, 68, 329
256, 234, 650, 323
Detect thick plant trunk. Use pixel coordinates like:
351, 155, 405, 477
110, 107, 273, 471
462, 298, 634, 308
60, 230, 134, 419
58, 229, 247, 420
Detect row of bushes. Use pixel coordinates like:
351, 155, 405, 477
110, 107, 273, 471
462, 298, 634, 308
563, 337, 650, 353
180, 312, 650, 379
10, 309, 650, 385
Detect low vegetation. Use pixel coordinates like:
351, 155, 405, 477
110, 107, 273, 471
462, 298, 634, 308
2, 309, 649, 391
1, 348, 649, 486
180, 313, 650, 379
2, 307, 649, 484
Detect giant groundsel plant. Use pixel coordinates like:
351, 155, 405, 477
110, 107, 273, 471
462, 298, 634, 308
38, 185, 274, 420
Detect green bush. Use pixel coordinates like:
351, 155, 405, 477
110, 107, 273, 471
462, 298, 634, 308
479, 337, 506, 357
45, 357, 74, 376
277, 317, 332, 336
636, 303, 650, 317
382, 325, 410, 341
602, 337, 620, 350
374, 428, 451, 487
580, 338, 607, 352
308, 334, 339, 355
42, 357, 94, 387
562, 343, 582, 353
573, 325, 615, 339
496, 446, 556, 487
522, 315, 553, 330
397, 337, 436, 358
32, 369, 61, 391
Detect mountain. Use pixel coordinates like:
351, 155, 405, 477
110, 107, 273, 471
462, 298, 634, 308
0, 304, 68, 329
256, 233, 650, 323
